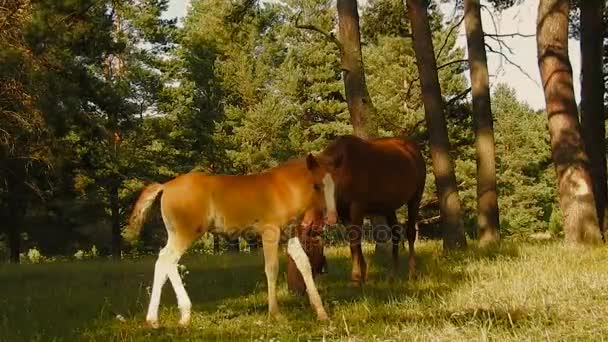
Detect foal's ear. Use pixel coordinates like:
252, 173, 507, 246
306, 153, 319, 170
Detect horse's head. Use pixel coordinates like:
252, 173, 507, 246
299, 208, 327, 274
305, 153, 339, 225
287, 208, 327, 295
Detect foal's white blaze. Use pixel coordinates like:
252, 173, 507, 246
322, 173, 336, 214
287, 237, 329, 320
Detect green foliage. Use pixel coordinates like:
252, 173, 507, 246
450, 84, 557, 238
0, 0, 579, 256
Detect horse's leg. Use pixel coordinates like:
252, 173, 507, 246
146, 231, 194, 327
287, 237, 329, 321
387, 212, 401, 279
407, 190, 423, 279
146, 246, 169, 328
261, 226, 281, 318
348, 203, 366, 286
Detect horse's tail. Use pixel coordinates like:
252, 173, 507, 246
123, 183, 164, 244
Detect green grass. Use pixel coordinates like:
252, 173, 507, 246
2, 240, 608, 341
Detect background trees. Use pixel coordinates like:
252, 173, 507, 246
1, 0, 606, 261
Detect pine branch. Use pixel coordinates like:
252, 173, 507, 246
446, 87, 472, 107
294, 11, 342, 50
485, 32, 535, 38
405, 59, 469, 100
484, 43, 540, 87
436, 15, 465, 60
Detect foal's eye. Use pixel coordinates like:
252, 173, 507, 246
313, 183, 322, 192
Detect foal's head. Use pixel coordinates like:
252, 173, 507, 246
305, 153, 338, 225
287, 208, 327, 295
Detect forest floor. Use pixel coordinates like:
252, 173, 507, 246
2, 239, 608, 341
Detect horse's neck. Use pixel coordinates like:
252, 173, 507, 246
269, 163, 314, 217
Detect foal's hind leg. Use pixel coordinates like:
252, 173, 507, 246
146, 231, 195, 328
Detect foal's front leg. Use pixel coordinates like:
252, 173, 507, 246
262, 227, 281, 318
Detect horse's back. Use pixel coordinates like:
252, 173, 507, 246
325, 135, 425, 211
158, 164, 309, 234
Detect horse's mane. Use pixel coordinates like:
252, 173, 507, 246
260, 157, 306, 175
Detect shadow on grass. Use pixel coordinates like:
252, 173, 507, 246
287, 241, 521, 303
0, 241, 525, 341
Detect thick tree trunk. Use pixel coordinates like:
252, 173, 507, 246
464, 0, 500, 245
536, 0, 602, 244
337, 0, 378, 139
110, 183, 121, 259
405, 0, 466, 250
580, 0, 607, 236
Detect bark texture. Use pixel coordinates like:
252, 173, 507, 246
536, 0, 602, 244
464, 0, 500, 245
6, 172, 26, 263
405, 0, 466, 250
110, 183, 121, 259
337, 0, 378, 139
580, 0, 607, 236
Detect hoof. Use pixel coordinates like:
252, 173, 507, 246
317, 311, 329, 322
178, 317, 190, 327
178, 309, 191, 327
146, 319, 160, 329
268, 311, 283, 321
348, 280, 363, 288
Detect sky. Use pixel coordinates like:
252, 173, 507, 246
164, 0, 582, 110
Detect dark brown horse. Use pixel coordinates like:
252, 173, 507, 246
288, 135, 426, 289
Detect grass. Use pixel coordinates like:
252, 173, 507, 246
2, 239, 608, 341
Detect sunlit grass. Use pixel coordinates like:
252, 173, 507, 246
2, 240, 608, 341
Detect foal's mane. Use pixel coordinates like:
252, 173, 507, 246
259, 157, 306, 175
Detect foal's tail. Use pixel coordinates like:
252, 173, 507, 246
123, 183, 164, 244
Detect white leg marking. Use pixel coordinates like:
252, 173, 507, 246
322, 173, 336, 213
146, 242, 191, 327
166, 263, 192, 326
287, 237, 329, 320
146, 251, 169, 327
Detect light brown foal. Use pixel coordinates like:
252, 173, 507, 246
124, 154, 337, 327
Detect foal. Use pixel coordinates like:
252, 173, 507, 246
124, 154, 337, 327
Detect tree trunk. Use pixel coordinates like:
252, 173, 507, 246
7, 200, 26, 264
405, 0, 466, 250
580, 0, 607, 236
6, 176, 26, 263
227, 237, 240, 253
213, 234, 220, 254
337, 0, 378, 139
110, 183, 121, 259
464, 0, 500, 245
536, 0, 602, 244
